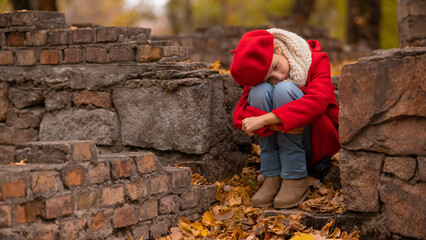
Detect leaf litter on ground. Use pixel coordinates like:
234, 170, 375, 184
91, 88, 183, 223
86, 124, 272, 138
160, 145, 359, 240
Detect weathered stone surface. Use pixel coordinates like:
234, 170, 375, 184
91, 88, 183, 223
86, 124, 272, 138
40, 109, 119, 146
0, 124, 38, 145
0, 84, 8, 121
73, 90, 112, 109
8, 87, 44, 109
113, 78, 227, 154
379, 177, 426, 239
383, 156, 417, 181
6, 107, 45, 129
418, 156, 426, 181
15, 140, 97, 163
0, 145, 14, 164
159, 195, 180, 214
339, 149, 384, 212
45, 91, 72, 111
339, 52, 426, 155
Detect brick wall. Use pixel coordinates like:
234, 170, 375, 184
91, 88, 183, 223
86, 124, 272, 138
0, 140, 216, 239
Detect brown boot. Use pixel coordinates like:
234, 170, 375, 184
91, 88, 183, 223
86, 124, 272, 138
251, 175, 281, 208
274, 177, 310, 209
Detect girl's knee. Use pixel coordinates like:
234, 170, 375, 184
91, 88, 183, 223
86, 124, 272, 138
248, 82, 274, 109
272, 81, 304, 106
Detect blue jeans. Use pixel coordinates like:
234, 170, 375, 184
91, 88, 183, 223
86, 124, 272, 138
248, 82, 309, 179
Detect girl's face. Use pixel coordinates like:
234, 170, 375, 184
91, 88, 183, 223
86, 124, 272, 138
263, 53, 290, 85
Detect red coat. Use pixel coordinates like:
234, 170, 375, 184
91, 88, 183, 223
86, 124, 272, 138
233, 40, 341, 165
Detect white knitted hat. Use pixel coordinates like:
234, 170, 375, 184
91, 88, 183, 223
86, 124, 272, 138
266, 28, 312, 87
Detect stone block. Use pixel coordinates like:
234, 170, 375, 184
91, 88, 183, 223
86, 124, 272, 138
383, 156, 417, 181
87, 161, 110, 184
136, 45, 163, 62
397, 0, 426, 21
97, 27, 119, 42
150, 220, 170, 239
77, 189, 100, 210
112, 78, 227, 154
0, 145, 14, 164
110, 157, 136, 179
45, 91, 72, 111
71, 28, 94, 43
0, 13, 8, 27
86, 47, 108, 63
340, 150, 384, 212
63, 48, 83, 64
132, 152, 157, 174
159, 195, 180, 214
26, 30, 47, 46
180, 189, 200, 210
418, 156, 426, 181
0, 83, 8, 121
62, 166, 85, 188
31, 224, 58, 240
0, 205, 11, 227
339, 52, 426, 155
90, 211, 106, 231
6, 107, 45, 129
133, 225, 150, 240
0, 51, 13, 65
109, 46, 135, 62
379, 178, 426, 239
40, 109, 119, 146
138, 199, 157, 221
49, 30, 70, 45
150, 175, 169, 195
14, 140, 97, 164
44, 194, 72, 219
0, 124, 38, 145
102, 185, 124, 206
40, 50, 60, 65
166, 167, 191, 189
113, 205, 136, 228
8, 87, 44, 109
10, 11, 34, 26
15, 50, 37, 66
60, 218, 87, 240
7, 32, 25, 47
15, 200, 42, 223
126, 180, 148, 200
0, 178, 26, 200
73, 90, 112, 109
31, 171, 63, 194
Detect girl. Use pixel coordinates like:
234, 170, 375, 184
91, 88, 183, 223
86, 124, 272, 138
230, 28, 340, 209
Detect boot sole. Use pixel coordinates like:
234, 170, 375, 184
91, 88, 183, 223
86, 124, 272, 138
273, 188, 311, 209
252, 201, 273, 208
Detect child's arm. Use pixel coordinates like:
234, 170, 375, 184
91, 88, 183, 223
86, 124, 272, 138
242, 113, 305, 135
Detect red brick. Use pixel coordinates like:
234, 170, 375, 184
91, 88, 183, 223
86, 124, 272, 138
62, 167, 84, 188
110, 158, 136, 179
167, 167, 191, 188
113, 205, 136, 228
150, 175, 169, 195
159, 195, 180, 214
63, 48, 83, 64
15, 50, 36, 66
71, 28, 94, 43
44, 194, 72, 219
86, 47, 107, 63
72, 140, 96, 161
133, 225, 150, 240
136, 45, 163, 62
138, 199, 158, 221
7, 32, 25, 46
0, 205, 11, 227
1, 179, 26, 200
102, 185, 124, 206
16, 200, 42, 223
49, 30, 69, 45
11, 11, 34, 26
60, 218, 87, 240
0, 13, 8, 27
97, 27, 119, 42
0, 51, 13, 65
151, 220, 171, 239
134, 152, 157, 174
77, 189, 100, 210
109, 46, 135, 62
40, 50, 60, 65
16, 204, 26, 223
73, 90, 112, 109
180, 190, 200, 209
91, 211, 106, 231
126, 180, 148, 200
32, 171, 62, 194
33, 224, 58, 240
26, 30, 47, 46
87, 161, 110, 184
0, 83, 7, 122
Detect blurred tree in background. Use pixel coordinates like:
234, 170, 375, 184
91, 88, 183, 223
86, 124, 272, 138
0, 0, 398, 49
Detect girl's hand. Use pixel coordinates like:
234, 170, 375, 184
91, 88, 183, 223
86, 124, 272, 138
242, 116, 265, 136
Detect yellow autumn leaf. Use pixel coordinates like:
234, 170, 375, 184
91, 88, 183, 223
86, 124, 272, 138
10, 159, 27, 166
290, 233, 314, 240
202, 210, 216, 226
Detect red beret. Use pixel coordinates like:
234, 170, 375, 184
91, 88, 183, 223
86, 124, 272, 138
230, 30, 274, 86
